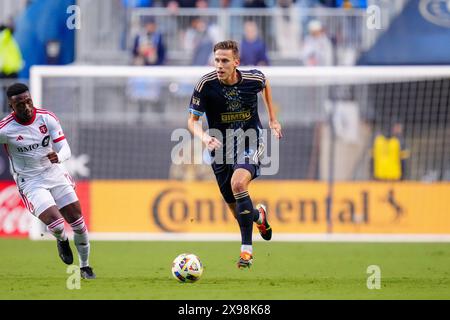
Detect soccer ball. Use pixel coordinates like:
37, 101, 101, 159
171, 253, 203, 283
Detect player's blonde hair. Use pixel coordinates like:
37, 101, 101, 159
213, 40, 240, 59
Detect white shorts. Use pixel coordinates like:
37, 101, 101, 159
17, 165, 79, 218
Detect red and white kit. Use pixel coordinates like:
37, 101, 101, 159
0, 108, 77, 217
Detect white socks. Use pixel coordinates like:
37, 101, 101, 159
70, 217, 90, 268
241, 245, 253, 254
47, 218, 67, 241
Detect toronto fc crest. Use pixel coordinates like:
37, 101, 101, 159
39, 124, 48, 134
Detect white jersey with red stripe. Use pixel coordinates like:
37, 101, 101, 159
0, 108, 67, 180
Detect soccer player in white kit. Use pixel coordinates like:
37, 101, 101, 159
1, 83, 95, 279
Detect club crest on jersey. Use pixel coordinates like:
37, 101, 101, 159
39, 124, 48, 134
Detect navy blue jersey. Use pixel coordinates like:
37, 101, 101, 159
189, 69, 265, 132
189, 69, 266, 163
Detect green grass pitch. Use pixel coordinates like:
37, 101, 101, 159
1, 239, 449, 300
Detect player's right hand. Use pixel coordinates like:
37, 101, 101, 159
203, 135, 222, 151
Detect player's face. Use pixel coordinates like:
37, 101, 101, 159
214, 49, 240, 83
9, 91, 34, 122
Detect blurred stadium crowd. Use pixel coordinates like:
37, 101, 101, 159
0, 0, 401, 78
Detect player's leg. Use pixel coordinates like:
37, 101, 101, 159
235, 141, 272, 242
226, 202, 237, 219
38, 206, 74, 265
211, 162, 238, 218
211, 162, 260, 267
227, 194, 269, 233
58, 200, 95, 279
50, 170, 95, 279
19, 187, 73, 265
230, 167, 258, 268
53, 184, 95, 279
231, 163, 273, 267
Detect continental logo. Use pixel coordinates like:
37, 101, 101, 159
220, 111, 251, 123
90, 182, 450, 233
150, 187, 408, 232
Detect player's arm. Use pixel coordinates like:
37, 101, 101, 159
45, 114, 72, 164
187, 113, 221, 151
261, 79, 283, 139
187, 84, 221, 151
47, 139, 71, 164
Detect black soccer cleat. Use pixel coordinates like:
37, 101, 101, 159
80, 266, 96, 279
57, 239, 73, 265
256, 204, 272, 241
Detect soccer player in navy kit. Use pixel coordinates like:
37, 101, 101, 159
187, 40, 282, 268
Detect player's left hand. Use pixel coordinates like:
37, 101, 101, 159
269, 120, 283, 139
47, 151, 59, 164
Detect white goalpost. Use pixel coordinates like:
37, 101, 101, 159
31, 65, 450, 107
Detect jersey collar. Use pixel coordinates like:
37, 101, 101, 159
219, 69, 243, 87
12, 108, 37, 126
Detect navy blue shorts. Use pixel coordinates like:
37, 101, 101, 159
211, 162, 260, 204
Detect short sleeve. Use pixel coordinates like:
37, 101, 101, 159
189, 85, 206, 117
46, 113, 66, 143
252, 69, 266, 92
